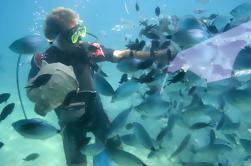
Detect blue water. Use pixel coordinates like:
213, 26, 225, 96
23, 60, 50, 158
0, 0, 250, 166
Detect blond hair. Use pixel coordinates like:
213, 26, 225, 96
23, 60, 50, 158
44, 7, 80, 40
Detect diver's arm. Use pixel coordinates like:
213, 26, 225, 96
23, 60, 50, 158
113, 49, 165, 59
113, 47, 177, 61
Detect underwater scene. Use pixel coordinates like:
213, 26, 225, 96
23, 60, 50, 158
1, 0, 251, 165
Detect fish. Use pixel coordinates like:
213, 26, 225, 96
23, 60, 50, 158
9, 35, 48, 55
126, 39, 145, 51
81, 139, 105, 156
23, 153, 40, 161
139, 24, 159, 40
106, 148, 147, 166
181, 161, 215, 166
0, 141, 4, 149
172, 29, 208, 48
178, 15, 203, 31
151, 40, 160, 51
240, 138, 251, 154
135, 2, 139, 12
116, 58, 142, 73
190, 121, 214, 130
0, 93, 10, 104
211, 15, 230, 32
136, 59, 154, 70
188, 86, 197, 95
233, 46, 251, 73
135, 94, 169, 118
130, 122, 156, 151
155, 6, 160, 17
111, 80, 139, 102
145, 32, 160, 40
94, 73, 115, 96
25, 74, 52, 91
0, 103, 15, 122
12, 118, 60, 140
193, 9, 207, 14
160, 40, 171, 49
223, 23, 231, 32
230, 2, 251, 22
119, 74, 129, 84
208, 14, 218, 20
244, 155, 251, 161
156, 114, 177, 144
195, 142, 232, 159
224, 133, 237, 145
91, 63, 108, 77
120, 134, 140, 147
207, 25, 219, 34
107, 107, 132, 138
168, 69, 186, 85
169, 134, 191, 159
145, 85, 160, 96
133, 69, 156, 83
209, 129, 215, 145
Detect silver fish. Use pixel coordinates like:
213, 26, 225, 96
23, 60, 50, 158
81, 140, 104, 156
116, 58, 142, 73
12, 118, 60, 140
121, 134, 141, 148
106, 148, 147, 166
0, 103, 15, 122
0, 93, 10, 104
230, 2, 251, 22
177, 15, 204, 31
9, 35, 48, 54
135, 94, 169, 118
23, 153, 40, 161
94, 73, 115, 96
223, 87, 251, 112
172, 29, 208, 48
169, 134, 191, 159
131, 122, 156, 151
111, 80, 139, 102
107, 107, 132, 138
240, 138, 251, 154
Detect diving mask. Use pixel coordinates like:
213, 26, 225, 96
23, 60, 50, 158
64, 25, 87, 44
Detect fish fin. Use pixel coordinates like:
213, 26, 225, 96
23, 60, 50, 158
140, 114, 148, 120
93, 150, 112, 166
125, 123, 133, 130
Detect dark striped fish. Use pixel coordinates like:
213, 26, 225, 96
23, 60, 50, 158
0, 93, 10, 104
169, 134, 191, 159
23, 153, 40, 161
0, 103, 15, 122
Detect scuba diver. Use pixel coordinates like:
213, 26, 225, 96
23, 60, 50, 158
27, 7, 174, 166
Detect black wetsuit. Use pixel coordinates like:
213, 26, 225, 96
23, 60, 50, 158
28, 42, 115, 165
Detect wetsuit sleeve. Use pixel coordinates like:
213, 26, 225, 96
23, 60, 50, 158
27, 53, 44, 79
89, 43, 115, 63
